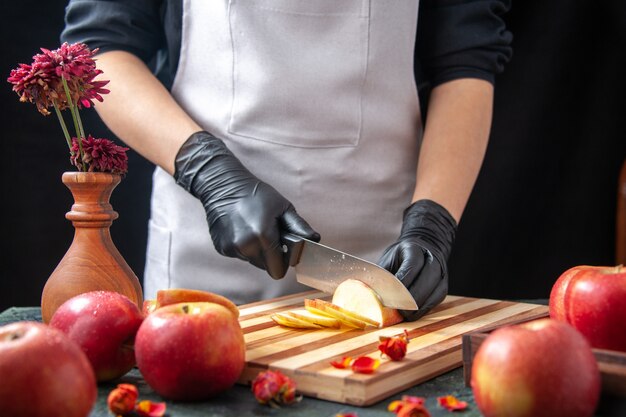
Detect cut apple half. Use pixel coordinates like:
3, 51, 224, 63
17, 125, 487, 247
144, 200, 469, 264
142, 299, 158, 316
304, 299, 374, 329
271, 312, 322, 329
331, 279, 404, 327
284, 309, 341, 328
155, 288, 240, 318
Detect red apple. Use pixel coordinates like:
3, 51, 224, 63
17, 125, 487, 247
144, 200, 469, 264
0, 321, 97, 417
50, 290, 144, 381
135, 301, 245, 401
549, 264, 626, 351
471, 318, 600, 417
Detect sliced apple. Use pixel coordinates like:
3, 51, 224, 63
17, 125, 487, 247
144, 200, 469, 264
331, 279, 404, 327
284, 309, 341, 328
304, 299, 373, 329
156, 288, 239, 318
303, 305, 335, 318
271, 312, 322, 329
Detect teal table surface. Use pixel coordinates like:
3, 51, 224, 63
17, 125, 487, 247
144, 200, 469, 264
2, 307, 625, 417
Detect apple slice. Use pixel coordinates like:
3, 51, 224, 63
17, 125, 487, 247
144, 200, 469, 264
156, 288, 239, 318
331, 279, 404, 327
271, 312, 322, 329
304, 299, 373, 329
303, 305, 335, 318
284, 309, 341, 328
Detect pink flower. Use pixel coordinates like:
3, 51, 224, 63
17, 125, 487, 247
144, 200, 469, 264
8, 61, 58, 115
41, 42, 110, 108
7, 42, 109, 115
71, 135, 129, 175
8, 42, 126, 174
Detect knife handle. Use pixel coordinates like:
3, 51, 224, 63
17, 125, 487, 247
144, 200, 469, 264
282, 233, 304, 267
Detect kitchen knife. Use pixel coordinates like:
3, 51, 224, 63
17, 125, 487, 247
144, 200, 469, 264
282, 233, 418, 310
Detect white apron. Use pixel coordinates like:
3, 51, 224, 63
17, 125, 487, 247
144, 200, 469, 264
145, 0, 423, 305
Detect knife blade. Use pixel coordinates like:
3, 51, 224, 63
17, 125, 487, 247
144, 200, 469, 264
282, 234, 418, 310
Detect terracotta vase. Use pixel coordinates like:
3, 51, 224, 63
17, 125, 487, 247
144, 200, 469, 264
41, 172, 143, 323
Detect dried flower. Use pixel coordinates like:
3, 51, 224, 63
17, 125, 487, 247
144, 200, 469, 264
8, 42, 109, 115
7, 42, 126, 174
378, 330, 410, 361
351, 356, 380, 374
71, 135, 129, 175
330, 356, 353, 369
329, 356, 380, 374
106, 383, 166, 417
388, 396, 431, 417
107, 383, 138, 416
437, 395, 468, 412
135, 400, 167, 417
252, 369, 301, 407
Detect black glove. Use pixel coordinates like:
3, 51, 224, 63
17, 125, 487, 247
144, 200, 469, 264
174, 131, 320, 279
378, 199, 457, 321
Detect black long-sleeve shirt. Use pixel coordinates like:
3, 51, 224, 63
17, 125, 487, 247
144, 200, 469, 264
61, 0, 513, 100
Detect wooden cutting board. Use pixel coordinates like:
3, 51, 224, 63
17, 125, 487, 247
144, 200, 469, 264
236, 290, 549, 406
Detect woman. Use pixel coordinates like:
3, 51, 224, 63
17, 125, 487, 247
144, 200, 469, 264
61, 0, 512, 320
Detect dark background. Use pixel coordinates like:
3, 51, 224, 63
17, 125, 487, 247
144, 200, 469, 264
1, 1, 624, 312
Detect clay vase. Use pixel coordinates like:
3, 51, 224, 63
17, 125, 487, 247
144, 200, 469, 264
41, 172, 143, 323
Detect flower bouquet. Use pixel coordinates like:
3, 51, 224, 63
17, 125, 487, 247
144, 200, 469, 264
8, 42, 143, 322
8, 42, 128, 173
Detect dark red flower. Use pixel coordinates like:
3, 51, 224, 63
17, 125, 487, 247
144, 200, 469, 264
7, 42, 109, 115
8, 61, 58, 115
71, 135, 129, 175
